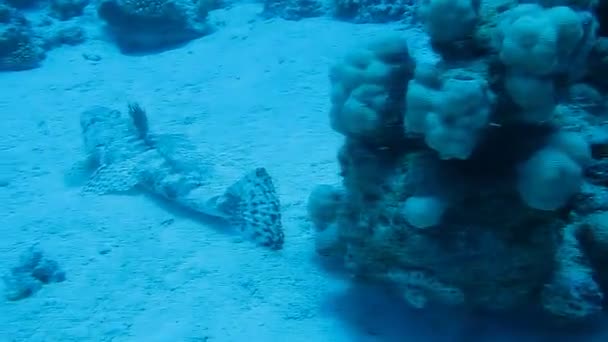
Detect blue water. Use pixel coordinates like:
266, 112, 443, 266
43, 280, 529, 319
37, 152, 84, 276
1, 0, 608, 341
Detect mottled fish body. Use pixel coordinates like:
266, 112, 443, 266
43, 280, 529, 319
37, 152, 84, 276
78, 104, 284, 250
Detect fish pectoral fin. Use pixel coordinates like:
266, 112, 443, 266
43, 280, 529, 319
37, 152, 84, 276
150, 133, 214, 177
82, 159, 141, 195
64, 157, 97, 187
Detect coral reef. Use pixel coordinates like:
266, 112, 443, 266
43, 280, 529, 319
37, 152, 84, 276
0, 4, 44, 71
97, 0, 213, 53
0, 0, 89, 71
261, 0, 325, 21
3, 246, 65, 301
261, 0, 415, 23
49, 0, 89, 20
310, 0, 608, 324
332, 0, 414, 23
0, 0, 221, 68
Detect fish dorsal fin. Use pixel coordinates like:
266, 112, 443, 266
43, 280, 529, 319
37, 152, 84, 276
82, 157, 141, 195
124, 103, 212, 179
215, 168, 284, 250
127, 103, 149, 139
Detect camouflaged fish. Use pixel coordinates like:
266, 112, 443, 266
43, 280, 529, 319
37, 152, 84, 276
77, 104, 284, 250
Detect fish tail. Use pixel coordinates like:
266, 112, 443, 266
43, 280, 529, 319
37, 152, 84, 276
217, 168, 284, 250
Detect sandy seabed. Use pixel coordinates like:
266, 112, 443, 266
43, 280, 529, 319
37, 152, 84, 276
1, 3, 607, 341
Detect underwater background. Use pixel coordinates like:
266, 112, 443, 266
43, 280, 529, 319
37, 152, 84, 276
2, 0, 608, 340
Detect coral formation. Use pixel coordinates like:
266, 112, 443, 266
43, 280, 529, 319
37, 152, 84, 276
310, 0, 608, 324
332, 0, 414, 23
49, 0, 89, 20
261, 0, 415, 23
3, 246, 65, 301
97, 0, 213, 53
0, 0, 219, 67
0, 0, 89, 71
0, 4, 44, 71
262, 0, 325, 21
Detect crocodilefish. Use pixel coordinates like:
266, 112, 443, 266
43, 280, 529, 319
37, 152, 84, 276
76, 103, 284, 250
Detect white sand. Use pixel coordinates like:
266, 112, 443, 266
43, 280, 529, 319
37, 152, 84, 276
1, 3, 606, 341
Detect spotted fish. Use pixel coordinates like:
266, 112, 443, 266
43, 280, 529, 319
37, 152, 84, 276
77, 104, 284, 250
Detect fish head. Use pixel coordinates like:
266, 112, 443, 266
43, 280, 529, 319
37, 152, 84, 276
81, 106, 123, 135
80, 106, 132, 164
